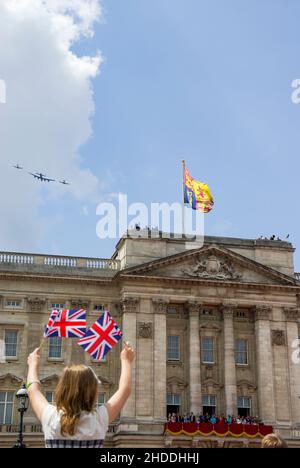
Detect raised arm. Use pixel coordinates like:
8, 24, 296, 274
27, 348, 49, 421
105, 343, 135, 424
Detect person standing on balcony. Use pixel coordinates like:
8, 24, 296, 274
26, 343, 135, 448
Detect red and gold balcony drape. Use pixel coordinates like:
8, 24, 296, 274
165, 422, 273, 438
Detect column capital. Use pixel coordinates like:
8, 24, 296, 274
284, 307, 300, 322
121, 297, 140, 314
255, 305, 272, 321
221, 303, 237, 319
187, 301, 203, 315
152, 298, 169, 314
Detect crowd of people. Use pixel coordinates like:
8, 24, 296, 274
167, 412, 262, 425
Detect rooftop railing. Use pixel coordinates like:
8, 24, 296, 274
0, 252, 120, 271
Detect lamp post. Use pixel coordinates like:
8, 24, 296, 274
12, 384, 29, 448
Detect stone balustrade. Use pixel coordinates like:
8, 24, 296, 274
0, 252, 120, 271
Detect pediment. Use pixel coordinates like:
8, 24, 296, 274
97, 375, 112, 389
202, 378, 223, 390
167, 376, 188, 391
237, 380, 257, 393
0, 373, 22, 386
122, 245, 297, 286
41, 374, 60, 386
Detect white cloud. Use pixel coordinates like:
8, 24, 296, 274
0, 0, 103, 251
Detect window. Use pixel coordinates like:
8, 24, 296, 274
48, 337, 62, 359
93, 304, 105, 312
0, 392, 14, 424
202, 309, 213, 316
167, 336, 180, 361
5, 300, 22, 309
45, 392, 54, 404
237, 396, 251, 417
51, 303, 65, 310
166, 394, 181, 416
236, 310, 246, 318
235, 339, 248, 365
167, 307, 177, 315
167, 394, 181, 406
202, 337, 215, 364
97, 393, 106, 407
202, 394, 216, 416
5, 330, 18, 357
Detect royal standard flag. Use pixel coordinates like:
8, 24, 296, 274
184, 166, 214, 213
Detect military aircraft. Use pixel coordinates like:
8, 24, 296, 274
59, 179, 70, 185
13, 164, 23, 170
29, 172, 55, 182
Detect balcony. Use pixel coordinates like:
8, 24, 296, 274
0, 252, 121, 279
0, 423, 117, 448
295, 273, 300, 281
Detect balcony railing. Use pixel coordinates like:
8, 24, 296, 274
0, 423, 117, 434
0, 424, 42, 433
0, 252, 120, 271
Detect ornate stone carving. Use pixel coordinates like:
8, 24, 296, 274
152, 299, 169, 314
183, 254, 241, 280
27, 297, 46, 312
121, 297, 139, 314
188, 301, 202, 315
71, 299, 90, 309
284, 308, 300, 322
201, 378, 223, 391
272, 330, 286, 346
237, 380, 257, 394
255, 305, 272, 321
167, 376, 188, 393
138, 322, 153, 339
199, 322, 222, 332
205, 366, 213, 379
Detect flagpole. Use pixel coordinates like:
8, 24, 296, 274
182, 159, 186, 237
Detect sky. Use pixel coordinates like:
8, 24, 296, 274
1, 0, 300, 269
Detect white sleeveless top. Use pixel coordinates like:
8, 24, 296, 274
41, 404, 109, 448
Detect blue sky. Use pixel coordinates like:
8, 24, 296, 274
2, 1, 300, 269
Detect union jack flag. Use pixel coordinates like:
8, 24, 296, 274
77, 311, 122, 361
44, 308, 87, 338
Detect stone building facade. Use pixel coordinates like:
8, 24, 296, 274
0, 232, 300, 448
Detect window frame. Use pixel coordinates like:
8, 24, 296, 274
167, 335, 180, 361
167, 393, 181, 406
201, 336, 215, 364
235, 338, 249, 366
4, 329, 18, 358
48, 336, 63, 360
4, 299, 23, 310
0, 391, 14, 425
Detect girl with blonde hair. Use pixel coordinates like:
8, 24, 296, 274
27, 343, 135, 448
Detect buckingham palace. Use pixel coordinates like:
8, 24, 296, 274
0, 231, 300, 448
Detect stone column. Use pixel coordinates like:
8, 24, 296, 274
285, 308, 300, 429
120, 297, 139, 421
188, 302, 202, 415
153, 299, 168, 422
222, 305, 237, 417
255, 306, 275, 425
